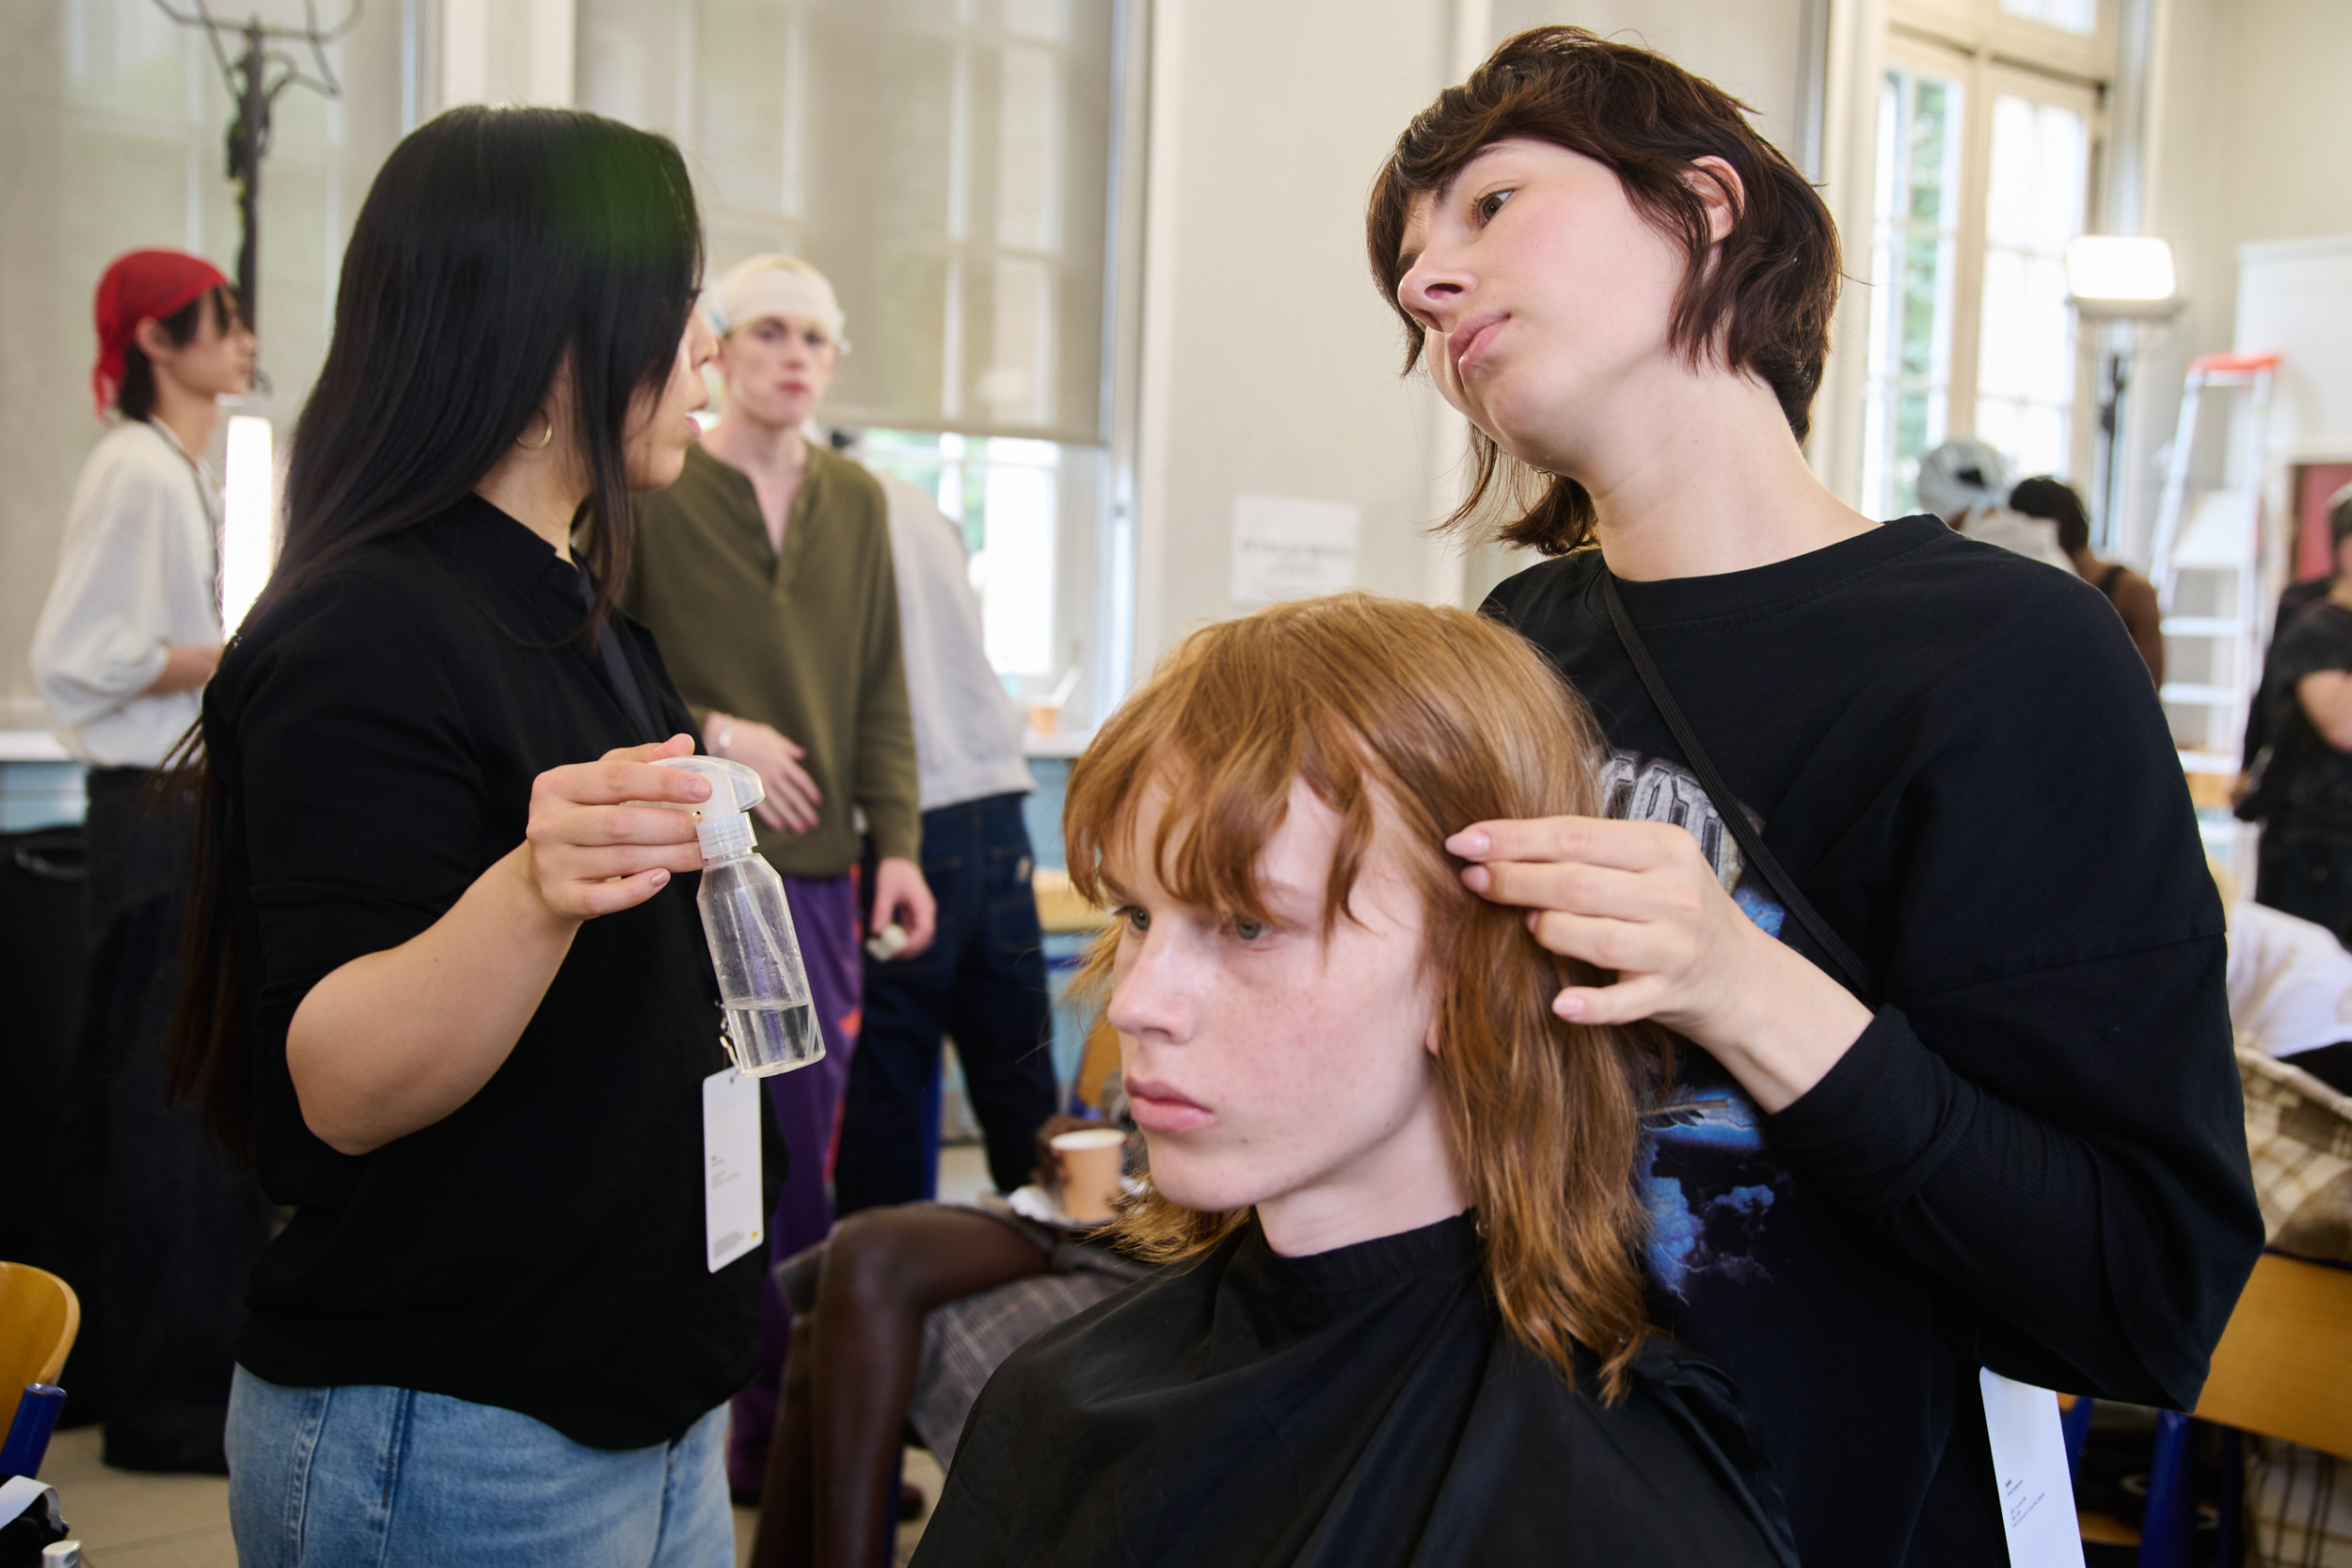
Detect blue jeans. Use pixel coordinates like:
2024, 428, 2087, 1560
226, 1369, 734, 1568
834, 792, 1058, 1214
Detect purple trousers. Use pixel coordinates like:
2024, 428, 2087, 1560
726, 871, 863, 1494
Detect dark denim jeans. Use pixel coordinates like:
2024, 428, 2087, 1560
834, 792, 1057, 1214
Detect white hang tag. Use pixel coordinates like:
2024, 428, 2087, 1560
703, 1066, 764, 1274
1979, 1370, 2087, 1568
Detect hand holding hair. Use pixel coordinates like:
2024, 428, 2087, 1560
1445, 815, 1872, 1113
522, 733, 715, 919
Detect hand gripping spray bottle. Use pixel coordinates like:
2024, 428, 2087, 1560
653, 755, 823, 1076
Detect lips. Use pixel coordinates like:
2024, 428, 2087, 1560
1124, 1076, 1214, 1134
1448, 311, 1507, 380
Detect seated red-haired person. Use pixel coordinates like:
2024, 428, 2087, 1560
912, 595, 1797, 1568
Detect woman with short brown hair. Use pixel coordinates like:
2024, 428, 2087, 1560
1371, 26, 2256, 1568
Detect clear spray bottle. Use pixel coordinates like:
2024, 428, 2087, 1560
653, 755, 824, 1077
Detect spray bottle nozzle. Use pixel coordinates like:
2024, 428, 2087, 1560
652, 755, 765, 860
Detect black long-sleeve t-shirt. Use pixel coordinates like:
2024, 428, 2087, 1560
1484, 516, 2261, 1568
205, 496, 763, 1449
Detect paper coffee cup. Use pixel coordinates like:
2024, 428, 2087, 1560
1049, 1127, 1127, 1221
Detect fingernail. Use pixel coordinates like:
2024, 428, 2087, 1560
649, 869, 669, 888
1552, 993, 1585, 1020
1446, 831, 1490, 857
1460, 864, 1490, 893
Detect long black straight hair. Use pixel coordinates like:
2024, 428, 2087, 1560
168, 105, 705, 1160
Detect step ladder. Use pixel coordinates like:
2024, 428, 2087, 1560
2150, 351, 2280, 761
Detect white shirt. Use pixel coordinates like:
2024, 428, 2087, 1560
1957, 506, 2074, 573
31, 420, 223, 767
876, 475, 1034, 812
2226, 897, 2352, 1058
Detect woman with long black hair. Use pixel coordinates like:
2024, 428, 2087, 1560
168, 105, 758, 1566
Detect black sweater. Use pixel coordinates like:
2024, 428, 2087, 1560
207, 497, 762, 1448
1485, 517, 2261, 1568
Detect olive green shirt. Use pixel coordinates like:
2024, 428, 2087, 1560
627, 443, 919, 877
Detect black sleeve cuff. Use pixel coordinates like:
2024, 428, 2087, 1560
1759, 1006, 1974, 1218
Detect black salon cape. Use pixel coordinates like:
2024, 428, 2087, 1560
911, 1213, 1796, 1568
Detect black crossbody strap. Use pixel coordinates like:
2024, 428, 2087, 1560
1600, 573, 1873, 1001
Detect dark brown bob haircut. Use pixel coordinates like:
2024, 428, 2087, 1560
1366, 25, 1842, 556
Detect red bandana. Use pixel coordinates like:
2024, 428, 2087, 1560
91, 249, 230, 419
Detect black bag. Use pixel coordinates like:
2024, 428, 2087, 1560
2233, 743, 2282, 824
0, 1474, 68, 1566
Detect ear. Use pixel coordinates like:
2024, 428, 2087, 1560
131, 316, 176, 363
1683, 156, 1744, 245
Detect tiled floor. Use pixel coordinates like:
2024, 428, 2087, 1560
31, 1144, 994, 1565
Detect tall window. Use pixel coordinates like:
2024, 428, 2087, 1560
1864, 60, 1964, 519
863, 430, 1064, 677
580, 0, 1120, 700
1974, 77, 2090, 482
1861, 9, 2101, 520
1997, 0, 2095, 35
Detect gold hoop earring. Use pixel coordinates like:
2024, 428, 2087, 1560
515, 413, 554, 451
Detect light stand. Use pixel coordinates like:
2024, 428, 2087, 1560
148, 0, 360, 346
2066, 235, 2184, 560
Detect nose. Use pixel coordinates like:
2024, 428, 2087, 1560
687, 314, 718, 371
1397, 245, 1470, 335
1104, 928, 1198, 1046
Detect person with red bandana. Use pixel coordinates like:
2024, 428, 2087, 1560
30, 248, 272, 1473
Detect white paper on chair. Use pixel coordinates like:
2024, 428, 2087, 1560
1979, 1369, 2087, 1568
1230, 495, 1359, 606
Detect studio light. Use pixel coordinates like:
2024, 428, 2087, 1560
2067, 236, 2181, 316
222, 413, 276, 635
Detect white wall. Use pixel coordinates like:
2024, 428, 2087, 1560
1129, 0, 1821, 676
2116, 0, 2352, 562
1130, 0, 1454, 670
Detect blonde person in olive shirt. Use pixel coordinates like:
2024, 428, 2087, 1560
627, 255, 934, 1497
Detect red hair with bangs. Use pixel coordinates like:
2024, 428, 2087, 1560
1065, 593, 1666, 1400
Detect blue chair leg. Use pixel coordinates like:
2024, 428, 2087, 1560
2137, 1409, 2198, 1568
0, 1384, 67, 1478
2063, 1395, 2096, 1481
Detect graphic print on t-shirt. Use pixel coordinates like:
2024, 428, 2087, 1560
1603, 751, 1795, 1297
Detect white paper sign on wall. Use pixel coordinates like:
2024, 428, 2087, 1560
1230, 494, 1360, 606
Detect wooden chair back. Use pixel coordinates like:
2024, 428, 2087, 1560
0, 1262, 80, 1436
2194, 1252, 2352, 1459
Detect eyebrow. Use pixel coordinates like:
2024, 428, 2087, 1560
1394, 147, 1515, 272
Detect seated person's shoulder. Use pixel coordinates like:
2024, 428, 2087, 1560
1469, 1337, 1796, 1566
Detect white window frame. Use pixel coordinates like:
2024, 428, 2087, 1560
1859, 0, 2110, 518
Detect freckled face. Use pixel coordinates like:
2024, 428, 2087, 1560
1104, 779, 1443, 1222
1393, 138, 1689, 475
